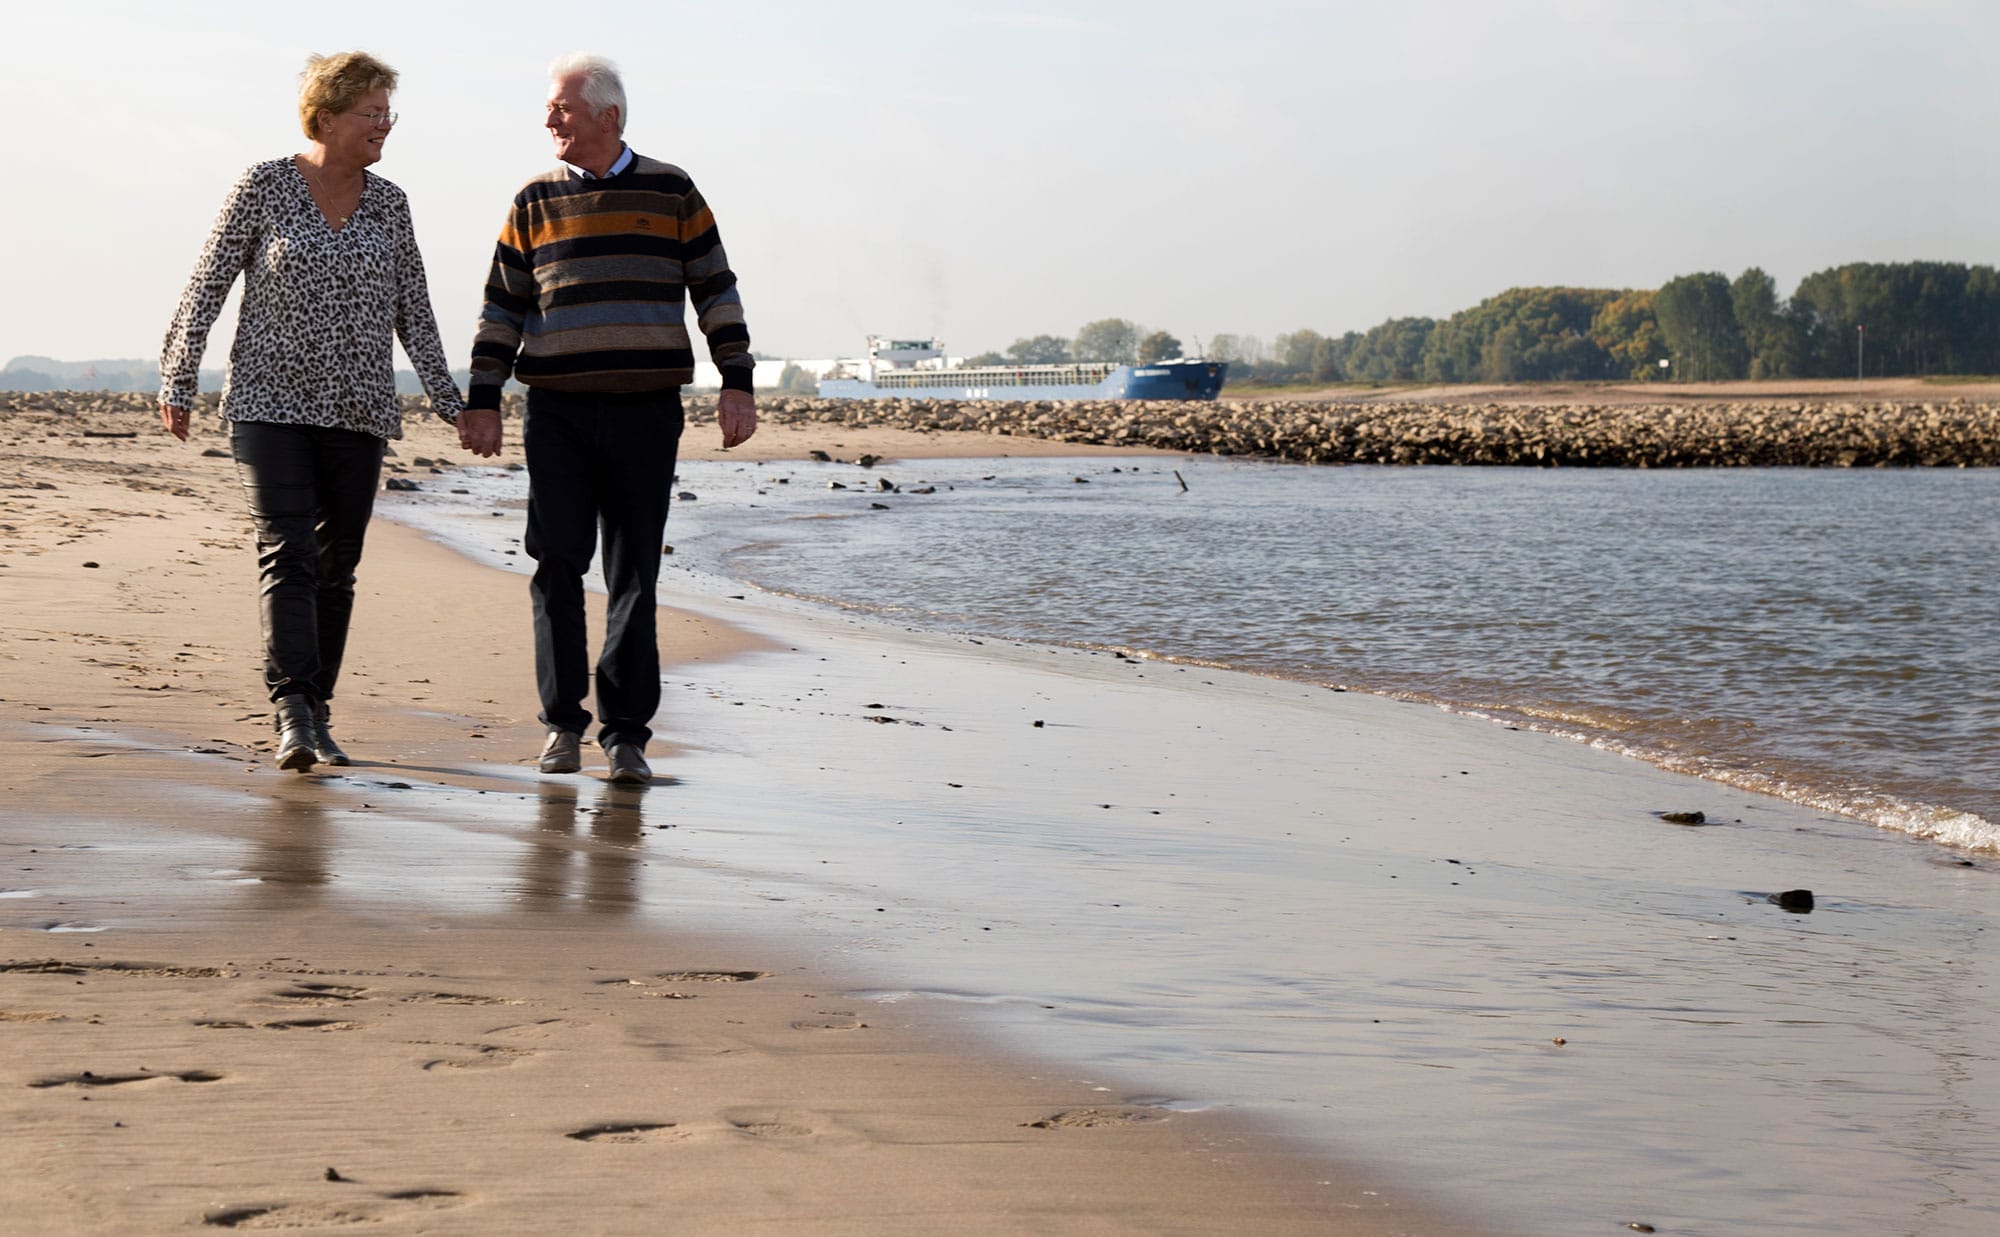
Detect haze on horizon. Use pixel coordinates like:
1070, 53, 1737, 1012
8, 0, 1995, 372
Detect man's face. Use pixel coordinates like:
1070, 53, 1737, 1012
546, 74, 619, 169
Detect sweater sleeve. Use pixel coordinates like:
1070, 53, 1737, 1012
390, 192, 464, 424
159, 166, 260, 410
467, 198, 536, 411
680, 182, 754, 393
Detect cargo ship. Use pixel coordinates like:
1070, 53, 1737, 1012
816, 337, 1226, 401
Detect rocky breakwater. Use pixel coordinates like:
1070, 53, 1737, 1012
735, 395, 2000, 467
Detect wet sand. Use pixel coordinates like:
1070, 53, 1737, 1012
0, 402, 1471, 1233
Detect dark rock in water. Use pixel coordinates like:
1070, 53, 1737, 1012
870, 502, 891, 510
1661, 810, 1706, 825
858, 454, 879, 467
827, 480, 847, 490
809, 449, 831, 461
384, 477, 420, 491
676, 490, 697, 501
910, 485, 936, 494
1770, 889, 1815, 913
660, 544, 674, 555
877, 477, 896, 492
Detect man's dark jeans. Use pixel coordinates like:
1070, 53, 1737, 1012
523, 386, 685, 751
230, 420, 386, 705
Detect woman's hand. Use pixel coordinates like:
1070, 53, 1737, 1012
458, 408, 502, 457
159, 404, 191, 442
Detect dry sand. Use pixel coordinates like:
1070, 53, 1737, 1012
0, 401, 1475, 1233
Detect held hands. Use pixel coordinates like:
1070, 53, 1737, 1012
458, 408, 503, 457
159, 404, 191, 442
718, 388, 758, 449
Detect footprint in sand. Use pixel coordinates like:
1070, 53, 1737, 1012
401, 991, 521, 1006
653, 970, 766, 984
1022, 1107, 1166, 1129
30, 1069, 223, 1089
565, 1122, 688, 1144
791, 1011, 868, 1031
196, 1017, 362, 1032
0, 1010, 64, 1022
270, 982, 369, 1005
202, 1189, 464, 1229
420, 1044, 533, 1071
0, 959, 234, 979
718, 1108, 822, 1140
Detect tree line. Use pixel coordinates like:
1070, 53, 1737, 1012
953, 261, 1998, 386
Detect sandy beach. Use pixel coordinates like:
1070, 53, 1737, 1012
0, 400, 1474, 1234
6, 393, 1997, 1234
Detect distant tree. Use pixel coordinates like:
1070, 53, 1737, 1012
964, 350, 1006, 367
1072, 318, 1142, 363
1136, 330, 1183, 364
775, 362, 819, 395
1005, 335, 1071, 364
0, 367, 55, 391
1271, 330, 1327, 379
1311, 333, 1357, 382
1346, 317, 1435, 382
1206, 333, 1265, 365
1729, 268, 1801, 379
1653, 273, 1748, 381
1420, 287, 1620, 383
1589, 291, 1668, 379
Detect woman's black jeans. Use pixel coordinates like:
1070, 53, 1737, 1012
230, 420, 386, 706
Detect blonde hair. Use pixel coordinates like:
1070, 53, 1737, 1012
298, 51, 399, 139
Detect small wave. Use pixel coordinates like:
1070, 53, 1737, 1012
1423, 699, 2000, 856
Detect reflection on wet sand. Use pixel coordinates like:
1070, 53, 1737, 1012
518, 781, 650, 913
242, 787, 333, 905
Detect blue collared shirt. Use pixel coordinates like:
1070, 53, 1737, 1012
563, 144, 635, 180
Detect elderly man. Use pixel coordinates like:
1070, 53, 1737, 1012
459, 53, 756, 785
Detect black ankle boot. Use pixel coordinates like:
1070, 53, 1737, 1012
273, 696, 318, 772
312, 702, 351, 766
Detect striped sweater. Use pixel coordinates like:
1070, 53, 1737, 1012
468, 153, 752, 409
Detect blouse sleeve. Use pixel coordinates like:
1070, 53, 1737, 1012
391, 193, 464, 423
159, 167, 261, 409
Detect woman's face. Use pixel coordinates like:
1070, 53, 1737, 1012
321, 86, 394, 167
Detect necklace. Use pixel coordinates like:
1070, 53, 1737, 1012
300, 158, 360, 228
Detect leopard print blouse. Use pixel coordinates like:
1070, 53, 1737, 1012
160, 157, 463, 439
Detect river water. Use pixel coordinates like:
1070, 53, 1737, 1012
661, 456, 2000, 855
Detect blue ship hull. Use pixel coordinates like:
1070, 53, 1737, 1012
819, 358, 1226, 401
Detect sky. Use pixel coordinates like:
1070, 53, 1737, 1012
6, 0, 1997, 369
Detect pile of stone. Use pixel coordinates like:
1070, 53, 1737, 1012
13, 391, 2000, 467
722, 395, 2000, 468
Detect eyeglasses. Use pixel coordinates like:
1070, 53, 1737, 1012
350, 110, 399, 127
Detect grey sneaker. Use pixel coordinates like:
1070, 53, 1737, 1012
538, 728, 582, 774
605, 743, 652, 785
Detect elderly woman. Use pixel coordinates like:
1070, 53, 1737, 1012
159, 51, 483, 773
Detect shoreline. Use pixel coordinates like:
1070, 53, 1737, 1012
7, 397, 1998, 1233
0, 405, 1473, 1233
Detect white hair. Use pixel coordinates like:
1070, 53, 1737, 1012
549, 53, 627, 134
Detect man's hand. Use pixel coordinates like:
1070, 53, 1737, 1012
458, 408, 503, 458
159, 403, 190, 442
717, 388, 757, 449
